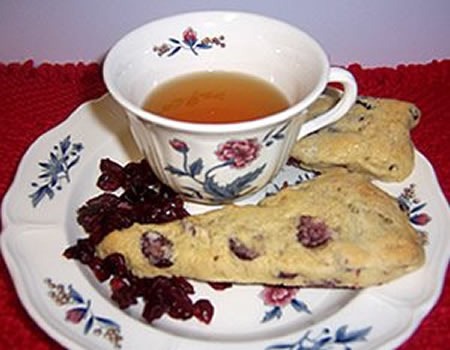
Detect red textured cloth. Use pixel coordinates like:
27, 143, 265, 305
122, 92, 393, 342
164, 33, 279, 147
0, 60, 449, 349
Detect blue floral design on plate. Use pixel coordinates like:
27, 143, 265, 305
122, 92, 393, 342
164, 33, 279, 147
266, 325, 372, 350
45, 278, 122, 349
265, 159, 317, 197
260, 286, 311, 323
397, 183, 431, 226
153, 27, 225, 57
397, 183, 431, 244
29, 135, 83, 207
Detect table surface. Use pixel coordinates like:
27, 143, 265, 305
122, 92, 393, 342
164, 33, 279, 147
0, 60, 449, 349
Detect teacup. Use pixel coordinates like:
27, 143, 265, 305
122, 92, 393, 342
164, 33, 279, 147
103, 11, 357, 204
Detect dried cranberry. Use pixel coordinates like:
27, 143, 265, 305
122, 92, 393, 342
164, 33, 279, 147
111, 281, 138, 309
296, 215, 333, 248
109, 276, 128, 293
97, 158, 125, 191
172, 276, 195, 295
88, 257, 111, 282
139, 276, 199, 322
76, 159, 189, 245
141, 231, 174, 268
64, 158, 220, 325
104, 253, 128, 277
77, 193, 134, 244
229, 237, 260, 260
63, 238, 96, 264
277, 271, 299, 279
208, 282, 233, 290
143, 300, 167, 323
193, 299, 214, 324
122, 160, 162, 200
167, 292, 194, 320
142, 276, 172, 299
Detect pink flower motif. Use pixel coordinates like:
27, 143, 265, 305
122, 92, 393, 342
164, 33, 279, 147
260, 286, 299, 307
65, 307, 87, 324
215, 138, 261, 168
183, 27, 197, 45
410, 213, 431, 226
169, 138, 189, 153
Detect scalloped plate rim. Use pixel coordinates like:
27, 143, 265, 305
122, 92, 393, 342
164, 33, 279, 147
1, 94, 449, 350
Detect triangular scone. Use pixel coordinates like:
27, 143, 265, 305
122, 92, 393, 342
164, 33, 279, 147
97, 171, 425, 288
291, 89, 421, 181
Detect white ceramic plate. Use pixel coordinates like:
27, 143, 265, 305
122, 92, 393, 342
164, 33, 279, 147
2, 95, 449, 350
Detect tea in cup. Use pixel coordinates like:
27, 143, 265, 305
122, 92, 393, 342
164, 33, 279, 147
103, 11, 357, 204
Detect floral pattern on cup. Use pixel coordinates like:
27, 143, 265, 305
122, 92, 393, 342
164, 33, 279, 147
215, 138, 261, 168
165, 138, 265, 201
260, 286, 311, 322
153, 27, 225, 57
164, 122, 291, 202
262, 122, 289, 147
45, 278, 122, 348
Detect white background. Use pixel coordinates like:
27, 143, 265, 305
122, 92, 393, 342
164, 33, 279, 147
1, 0, 449, 67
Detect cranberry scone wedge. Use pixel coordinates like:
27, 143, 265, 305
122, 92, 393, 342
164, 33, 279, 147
97, 171, 425, 288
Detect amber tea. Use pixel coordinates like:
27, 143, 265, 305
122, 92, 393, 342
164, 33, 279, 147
142, 71, 290, 123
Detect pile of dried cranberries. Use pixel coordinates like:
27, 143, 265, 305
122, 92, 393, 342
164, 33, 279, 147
63, 158, 218, 324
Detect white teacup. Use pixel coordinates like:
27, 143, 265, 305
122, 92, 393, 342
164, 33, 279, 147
103, 11, 357, 204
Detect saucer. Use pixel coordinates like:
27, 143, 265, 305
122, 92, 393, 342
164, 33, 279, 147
2, 94, 449, 350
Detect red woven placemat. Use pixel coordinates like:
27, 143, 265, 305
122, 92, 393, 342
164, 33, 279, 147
0, 60, 449, 349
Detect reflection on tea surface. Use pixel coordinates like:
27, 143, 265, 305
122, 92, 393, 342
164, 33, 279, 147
143, 71, 289, 124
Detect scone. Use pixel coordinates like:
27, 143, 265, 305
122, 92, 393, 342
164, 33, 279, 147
291, 88, 421, 181
97, 171, 425, 288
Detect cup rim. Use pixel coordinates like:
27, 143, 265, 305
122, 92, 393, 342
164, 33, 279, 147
103, 10, 330, 134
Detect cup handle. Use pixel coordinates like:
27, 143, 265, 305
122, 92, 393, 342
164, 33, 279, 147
298, 67, 357, 139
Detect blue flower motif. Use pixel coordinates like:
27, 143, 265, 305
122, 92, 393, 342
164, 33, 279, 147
266, 325, 372, 350
45, 278, 122, 348
29, 135, 83, 207
397, 183, 431, 229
